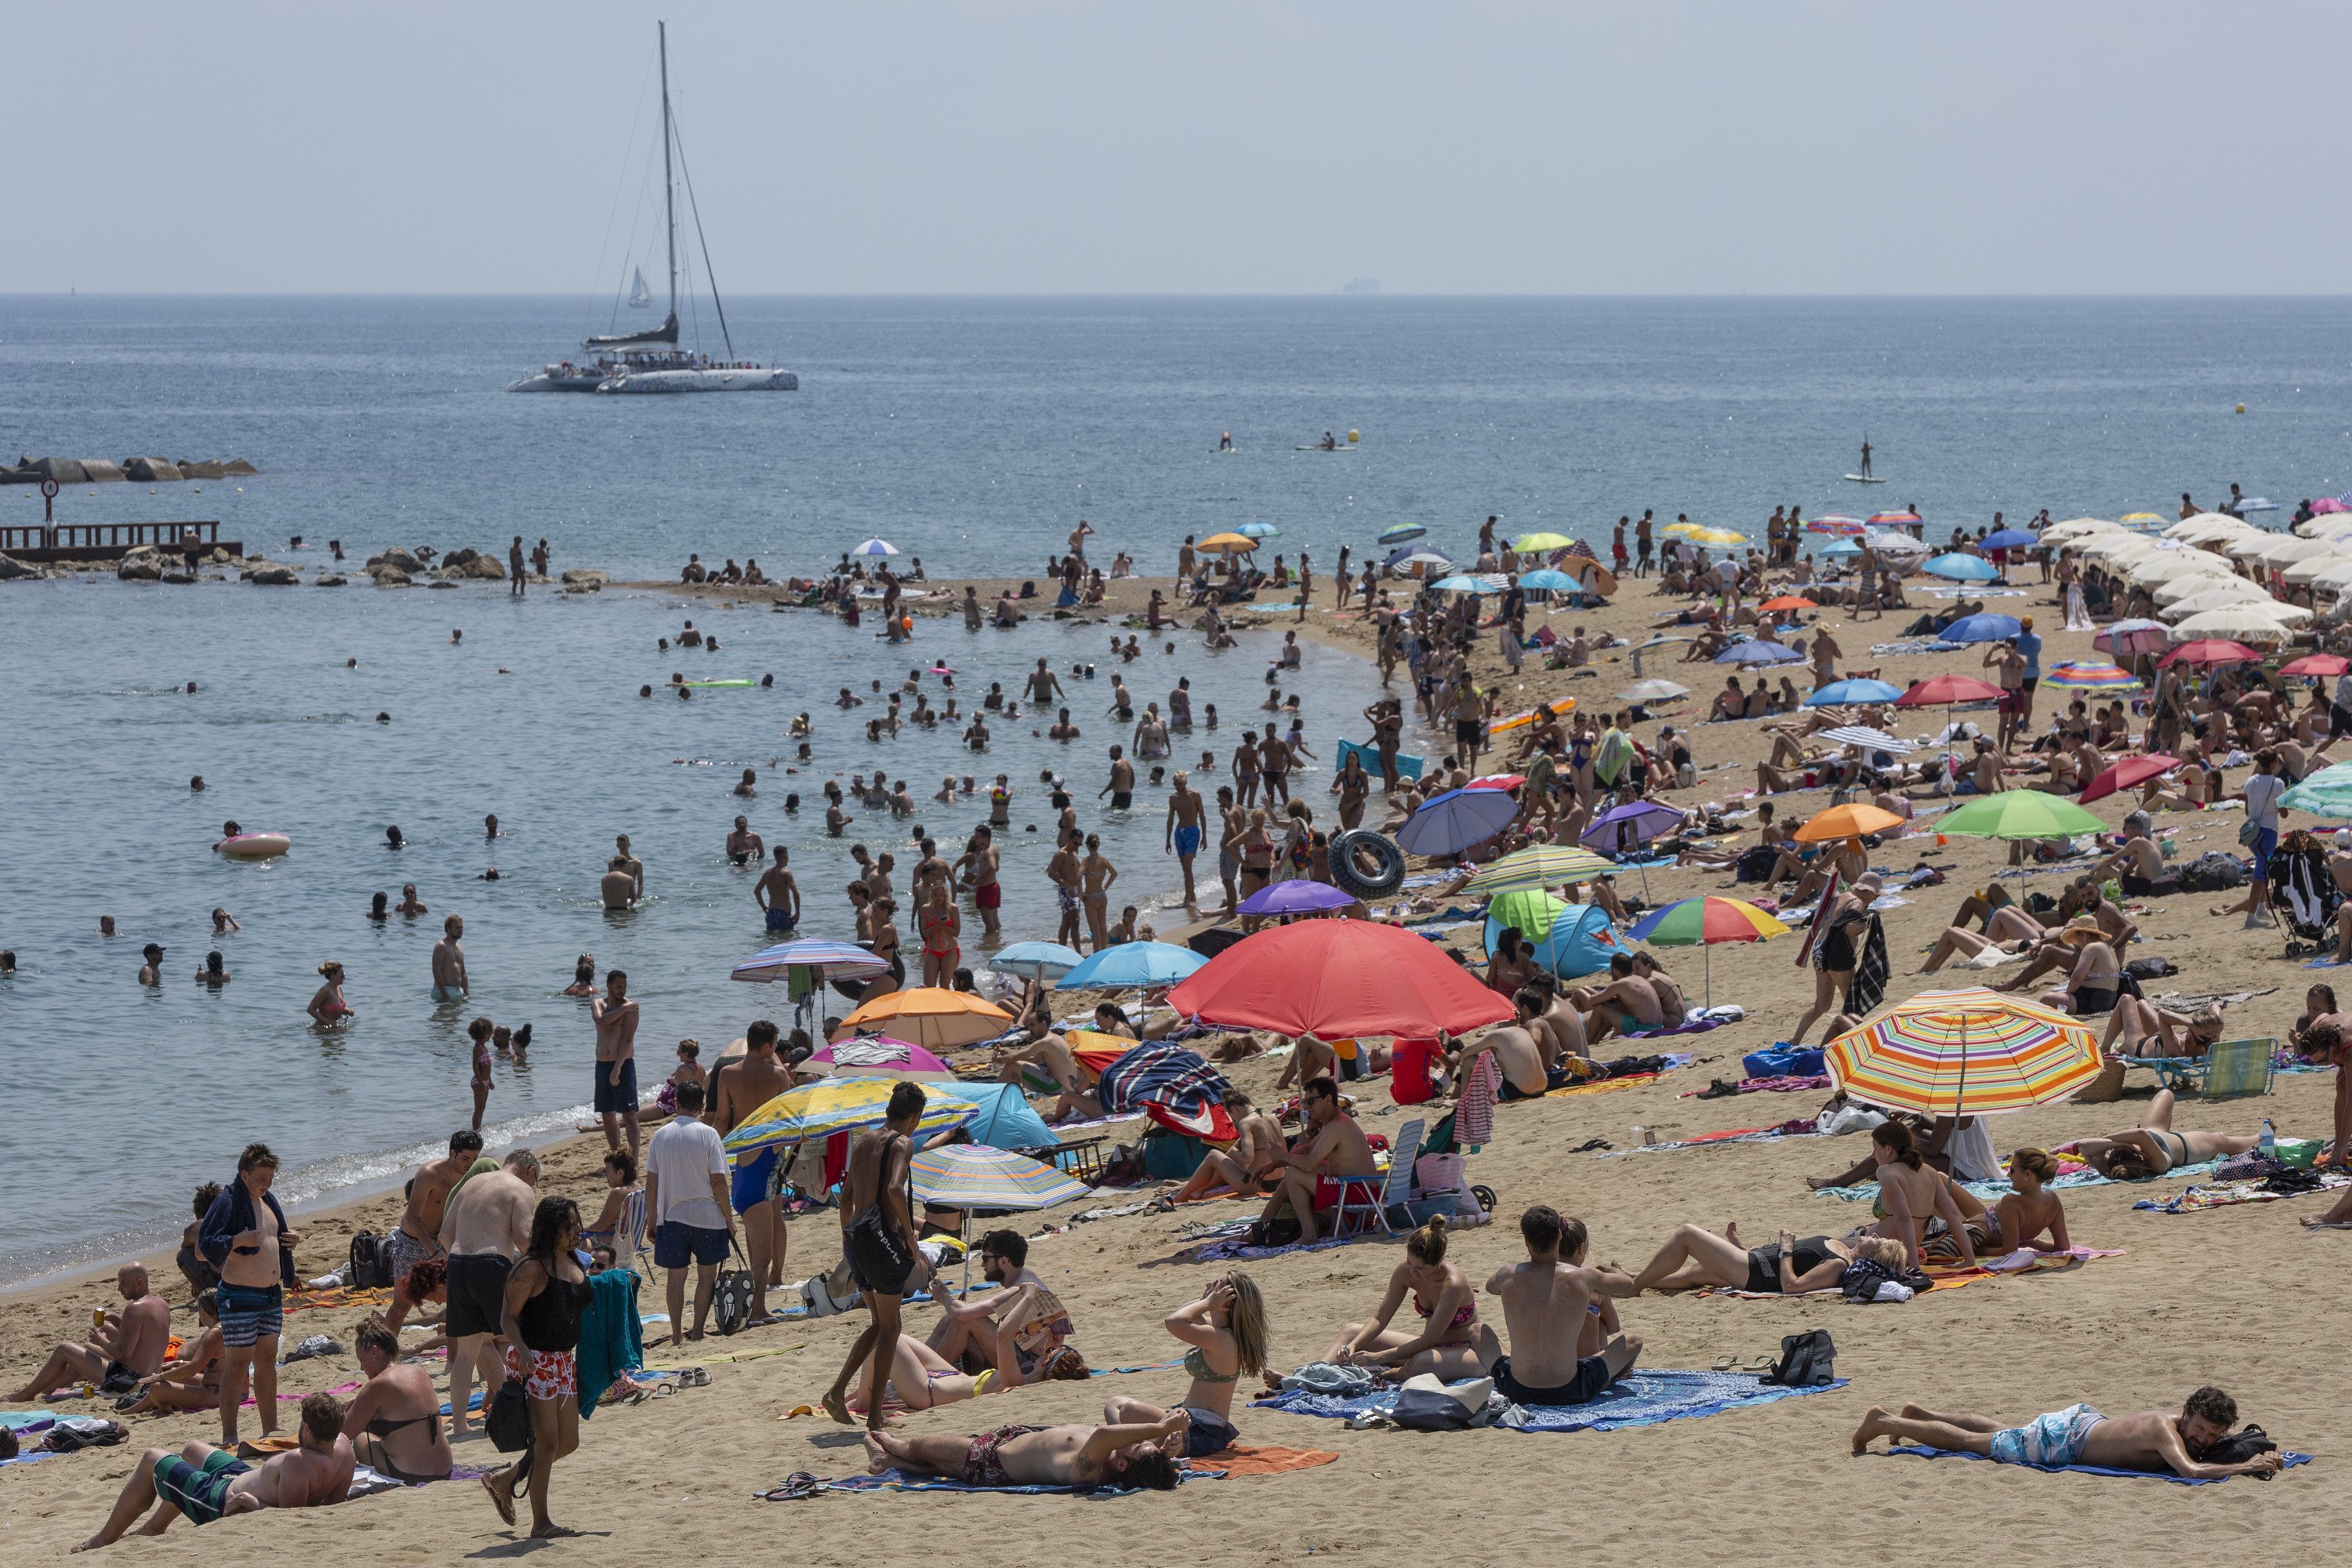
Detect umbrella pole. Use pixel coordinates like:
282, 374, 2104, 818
1703, 943, 1712, 1009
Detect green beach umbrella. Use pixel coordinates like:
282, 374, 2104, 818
2281, 760, 2352, 816
1935, 793, 2107, 840
1461, 845, 1615, 895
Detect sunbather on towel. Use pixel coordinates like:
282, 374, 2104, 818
1483, 1206, 1641, 1406
1990, 1149, 2071, 1253
1851, 1385, 2282, 1479
78, 1392, 354, 1550
1318, 1215, 1500, 1382
1102, 1273, 1269, 1458
864, 1410, 1186, 1491
2071, 1088, 2263, 1179
1623, 1221, 1903, 1294
927, 1229, 1087, 1387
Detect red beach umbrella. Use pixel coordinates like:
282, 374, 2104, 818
1893, 673, 2004, 706
2159, 638, 2263, 669
2078, 753, 2180, 805
2281, 654, 2350, 678
1165, 920, 1513, 1039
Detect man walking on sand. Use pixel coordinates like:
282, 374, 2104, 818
644, 1080, 736, 1346
822, 1083, 931, 1428
592, 969, 641, 1164
715, 1019, 795, 1325
436, 1149, 538, 1437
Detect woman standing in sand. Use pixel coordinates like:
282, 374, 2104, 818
1103, 1274, 1268, 1458
482, 1196, 589, 1539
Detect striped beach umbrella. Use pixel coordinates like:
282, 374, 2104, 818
1825, 988, 2103, 1116
910, 1144, 1091, 1211
1377, 522, 1428, 545
805, 1036, 958, 1083
731, 938, 890, 983
1458, 844, 1616, 895
723, 1078, 981, 1164
1809, 516, 1867, 535
849, 538, 901, 557
1626, 895, 1791, 1005
1865, 512, 1919, 525
2042, 660, 2141, 691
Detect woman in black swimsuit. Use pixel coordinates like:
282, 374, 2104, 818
1790, 873, 1878, 1047
483, 1196, 590, 1539
2074, 1088, 2263, 1179
345, 1315, 452, 1482
1623, 1220, 1908, 1294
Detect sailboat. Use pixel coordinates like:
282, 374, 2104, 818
507, 22, 797, 394
626, 267, 652, 308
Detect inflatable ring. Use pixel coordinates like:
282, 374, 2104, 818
1327, 829, 1405, 900
215, 832, 291, 860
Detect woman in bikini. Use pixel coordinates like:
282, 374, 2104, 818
1624, 1221, 1907, 1294
1105, 1273, 1268, 1459
1325, 1216, 1501, 1381
118, 1290, 225, 1414
307, 961, 354, 1027
1789, 875, 1875, 1047
1236, 811, 1277, 916
2072, 1088, 2263, 1179
345, 1315, 452, 1483
1989, 1148, 2071, 1254
2035, 915, 2121, 1018
1868, 1120, 1979, 1269
917, 882, 961, 987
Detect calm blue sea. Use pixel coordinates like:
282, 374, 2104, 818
3, 293, 2350, 1283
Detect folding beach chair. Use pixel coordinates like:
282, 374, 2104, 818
616, 1186, 652, 1275
2120, 1037, 2277, 1101
1330, 1118, 1424, 1239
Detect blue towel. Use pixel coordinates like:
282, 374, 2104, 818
575, 1267, 644, 1422
1255, 1369, 1843, 1432
1886, 1444, 2310, 1484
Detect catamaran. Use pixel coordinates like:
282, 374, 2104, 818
508, 23, 797, 394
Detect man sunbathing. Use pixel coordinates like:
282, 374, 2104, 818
996, 1031, 1103, 1122
2071, 1088, 2265, 1178
1568, 955, 1664, 1044
865, 1409, 1186, 1491
1483, 1206, 1641, 1406
115, 1292, 223, 1416
1251, 1076, 1377, 1245
77, 1392, 353, 1550
1851, 1385, 2282, 1479
1448, 1018, 1555, 1099
13, 1264, 172, 1401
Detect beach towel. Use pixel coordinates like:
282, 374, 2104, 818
1816, 1161, 2219, 1203
1203, 1443, 1340, 1475
1255, 1369, 1843, 1432
1697, 1247, 2122, 1299
1456, 1052, 1501, 1146
575, 1267, 644, 1421
2135, 1171, 2352, 1214
1883, 1444, 2310, 1484
771, 1465, 1225, 1498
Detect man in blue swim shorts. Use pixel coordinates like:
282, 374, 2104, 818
756, 845, 800, 934
714, 1019, 796, 1325
1164, 771, 1207, 908
1850, 1385, 2284, 1479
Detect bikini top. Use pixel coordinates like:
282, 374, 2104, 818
1413, 1290, 1476, 1330
1183, 1345, 1238, 1385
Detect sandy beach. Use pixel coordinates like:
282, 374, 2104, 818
9, 552, 2347, 1561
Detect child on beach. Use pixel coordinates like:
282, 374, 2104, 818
657, 1039, 706, 1116
467, 1018, 495, 1131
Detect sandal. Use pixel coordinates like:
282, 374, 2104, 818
763, 1471, 830, 1501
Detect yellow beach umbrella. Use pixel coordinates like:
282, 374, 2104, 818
1682, 527, 1747, 547
1196, 532, 1258, 554
1514, 532, 1573, 553
723, 1077, 983, 1164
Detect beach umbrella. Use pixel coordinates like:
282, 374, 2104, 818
1896, 673, 2005, 706
1396, 786, 1521, 857
1377, 523, 1428, 545
2092, 619, 2172, 659
1196, 532, 1258, 554
1714, 639, 1805, 666
1864, 528, 1932, 554
2159, 637, 2263, 667
1236, 879, 1356, 916
1939, 613, 2023, 644
1518, 568, 1581, 592
1055, 940, 1208, 990
1431, 575, 1495, 593
723, 1078, 981, 1164
805, 1036, 958, 1082
1936, 793, 2105, 840
2156, 586, 2278, 622
2078, 753, 2181, 806
1819, 726, 1914, 756
835, 986, 1013, 1049
1682, 527, 1747, 547
1236, 521, 1279, 539
2252, 535, 2332, 565
2281, 760, 2352, 815
849, 538, 901, 557
2169, 608, 2293, 644
1628, 633, 1693, 676
1167, 919, 1515, 1037
911, 1144, 1090, 1212
2118, 512, 2169, 530
731, 938, 890, 984
1981, 528, 2038, 550
1386, 545, 1453, 570
1487, 695, 1579, 735
1097, 1042, 1235, 1140
2283, 554, 2352, 586
1626, 895, 1791, 1005
988, 940, 1086, 980
1923, 552, 2001, 583
1487, 889, 1572, 945
1663, 520, 1708, 536
1817, 537, 1864, 558
1465, 773, 1525, 791
2042, 518, 2120, 544
1806, 677, 1904, 707
1515, 532, 1573, 552
1794, 802, 1905, 845
2040, 661, 2141, 692
1864, 511, 1919, 526
2235, 497, 2279, 512
1825, 988, 2103, 1117
1617, 678, 1691, 706
1582, 799, 1684, 855
1457, 844, 1616, 895
2311, 499, 2352, 517
1759, 594, 1817, 614
2281, 654, 2351, 678
1809, 515, 1867, 535
2154, 575, 2270, 611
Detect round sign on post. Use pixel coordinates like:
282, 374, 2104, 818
40, 476, 59, 524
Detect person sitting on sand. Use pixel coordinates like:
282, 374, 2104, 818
863, 1409, 1186, 1491
1623, 1221, 1906, 1294
995, 1029, 1105, 1122
78, 1392, 354, 1550
115, 1290, 224, 1415
1850, 1385, 2282, 1479
1867, 1120, 1980, 1269
1568, 953, 1664, 1044
1483, 1206, 1642, 1405
927, 1229, 1087, 1386
2028, 915, 2122, 1017
11, 1263, 173, 1401
1250, 1076, 1378, 1246
1102, 1273, 1269, 1457
2071, 1087, 2265, 1179
342, 1316, 451, 1483
1990, 1148, 2071, 1253
1156, 1088, 1284, 1205
1320, 1216, 1501, 1381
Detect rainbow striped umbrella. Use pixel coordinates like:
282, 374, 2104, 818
909, 1144, 1091, 1211
1459, 843, 1615, 895
2042, 660, 2141, 691
1865, 511, 1920, 525
1626, 896, 1789, 1005
1808, 515, 1867, 535
723, 1077, 981, 1164
1825, 987, 2103, 1116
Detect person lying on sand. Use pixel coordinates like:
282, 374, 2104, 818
1850, 1385, 2281, 1479
995, 1030, 1104, 1122
1621, 1221, 1904, 1294
2071, 1088, 2264, 1179
77, 1392, 353, 1551
863, 1410, 1185, 1491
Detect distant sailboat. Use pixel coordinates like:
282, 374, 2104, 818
627, 267, 652, 309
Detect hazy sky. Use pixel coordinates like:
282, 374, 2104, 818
10, 2, 2349, 294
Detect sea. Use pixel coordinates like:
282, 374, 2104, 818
4, 292, 2351, 1287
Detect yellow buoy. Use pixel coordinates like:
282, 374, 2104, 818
2235, 403, 2246, 414
1347, 429, 1360, 443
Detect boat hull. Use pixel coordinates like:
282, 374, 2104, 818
506, 371, 608, 392
597, 367, 799, 393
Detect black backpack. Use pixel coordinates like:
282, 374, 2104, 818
1761, 1329, 1836, 1386
712, 1240, 756, 1336
487, 1377, 532, 1452
347, 1231, 394, 1290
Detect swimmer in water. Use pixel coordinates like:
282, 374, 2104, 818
396, 884, 426, 916
212, 908, 241, 935
735, 768, 757, 798
309, 960, 354, 1025
564, 955, 597, 996
367, 891, 389, 921
728, 815, 764, 866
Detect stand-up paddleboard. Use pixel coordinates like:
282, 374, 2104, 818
1842, 474, 1889, 484
1338, 737, 1424, 781
1297, 445, 1356, 452
681, 678, 754, 688
216, 832, 292, 859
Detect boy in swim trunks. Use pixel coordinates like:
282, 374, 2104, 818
80, 1392, 353, 1548
1850, 1385, 2283, 1479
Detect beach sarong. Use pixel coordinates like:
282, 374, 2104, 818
1254, 1369, 1842, 1433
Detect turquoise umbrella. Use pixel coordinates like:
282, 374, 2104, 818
2282, 760, 2352, 815
1519, 568, 1581, 591
1379, 523, 1428, 545
1237, 521, 1279, 539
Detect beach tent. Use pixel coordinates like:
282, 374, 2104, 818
1529, 902, 1626, 981
954, 1080, 1058, 1152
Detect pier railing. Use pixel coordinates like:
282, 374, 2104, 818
2, 521, 224, 557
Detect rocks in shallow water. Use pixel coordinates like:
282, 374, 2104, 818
29, 456, 89, 484
123, 456, 182, 482
560, 568, 609, 587
366, 564, 412, 586
248, 565, 299, 586
162, 570, 198, 585
365, 548, 421, 572
222, 458, 259, 475
118, 558, 162, 581
440, 551, 507, 580
312, 574, 348, 586
177, 459, 227, 479
0, 554, 38, 579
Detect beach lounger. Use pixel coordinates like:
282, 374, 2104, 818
616, 1188, 651, 1276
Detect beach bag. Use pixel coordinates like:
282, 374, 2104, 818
1390, 1374, 1495, 1431
712, 1240, 757, 1336
487, 1377, 532, 1452
1414, 1152, 1465, 1200
2201, 1425, 2278, 1474
347, 1231, 394, 1291
1761, 1329, 1835, 1387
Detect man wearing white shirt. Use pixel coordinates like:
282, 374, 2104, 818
644, 1081, 737, 1346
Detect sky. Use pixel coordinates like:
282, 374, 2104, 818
8, 1, 2350, 295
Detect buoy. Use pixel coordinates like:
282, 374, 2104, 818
2236, 403, 2246, 414
1347, 429, 1359, 443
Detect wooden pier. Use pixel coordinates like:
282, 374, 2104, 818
0, 521, 241, 564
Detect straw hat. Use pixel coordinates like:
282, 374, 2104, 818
2059, 915, 2105, 945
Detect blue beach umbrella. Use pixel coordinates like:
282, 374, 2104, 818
1922, 552, 2001, 583
1714, 639, 1805, 666
1054, 940, 1208, 990
1236, 521, 1279, 539
1941, 612, 2024, 644
1981, 529, 2038, 550
849, 538, 901, 557
1519, 568, 1580, 592
1396, 786, 1521, 857
989, 940, 1086, 980
1819, 537, 1864, 558
1378, 523, 1429, 545
1806, 677, 1904, 707
1431, 575, 1490, 592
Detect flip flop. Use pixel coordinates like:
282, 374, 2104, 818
764, 1472, 830, 1501
481, 1472, 516, 1527
1711, 1355, 1740, 1372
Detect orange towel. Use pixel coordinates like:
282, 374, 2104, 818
1200, 1443, 1340, 1475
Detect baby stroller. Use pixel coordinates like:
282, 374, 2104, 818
2267, 829, 2339, 957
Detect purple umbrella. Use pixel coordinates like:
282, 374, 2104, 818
1236, 879, 1356, 916
1579, 799, 1685, 896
